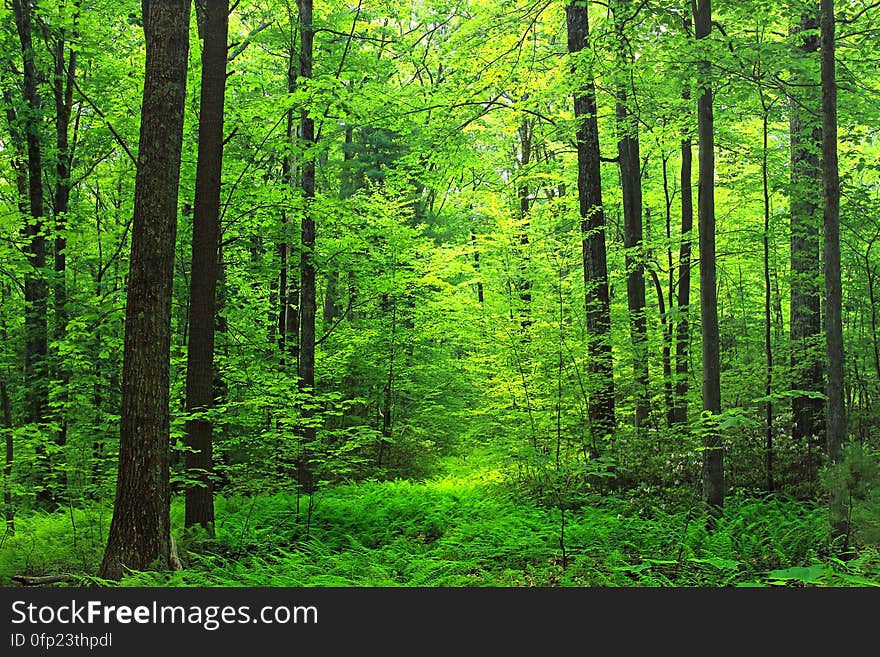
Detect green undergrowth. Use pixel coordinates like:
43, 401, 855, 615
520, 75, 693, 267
1, 450, 878, 587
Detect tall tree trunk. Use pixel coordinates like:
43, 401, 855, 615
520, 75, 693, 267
761, 101, 774, 493
614, 0, 649, 431
12, 0, 51, 507
673, 75, 694, 428
52, 29, 77, 499
297, 0, 317, 495
819, 0, 849, 545
99, 0, 191, 580
566, 1, 616, 443
660, 154, 675, 428
694, 0, 723, 511
789, 11, 824, 484
185, 0, 229, 536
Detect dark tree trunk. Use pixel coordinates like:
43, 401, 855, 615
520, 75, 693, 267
614, 0, 649, 431
673, 84, 694, 428
99, 0, 191, 580
566, 1, 616, 443
52, 31, 77, 496
660, 155, 675, 428
789, 11, 824, 479
12, 0, 50, 506
819, 0, 849, 545
694, 0, 723, 511
297, 0, 317, 495
185, 0, 229, 536
673, 66, 694, 430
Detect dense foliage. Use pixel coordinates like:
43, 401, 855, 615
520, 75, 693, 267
0, 0, 878, 586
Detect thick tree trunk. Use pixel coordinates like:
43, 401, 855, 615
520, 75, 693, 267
819, 0, 849, 545
99, 0, 191, 580
52, 35, 77, 497
12, 0, 50, 507
566, 1, 616, 443
789, 11, 824, 481
185, 0, 229, 536
615, 0, 650, 431
297, 0, 317, 495
694, 0, 723, 511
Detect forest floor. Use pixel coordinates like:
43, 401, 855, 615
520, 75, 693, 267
1, 443, 878, 587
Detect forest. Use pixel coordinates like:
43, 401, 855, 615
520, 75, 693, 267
0, 0, 878, 589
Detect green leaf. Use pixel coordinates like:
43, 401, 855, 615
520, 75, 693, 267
768, 565, 825, 583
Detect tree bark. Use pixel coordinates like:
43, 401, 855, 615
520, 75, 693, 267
185, 0, 229, 536
52, 26, 78, 499
789, 11, 824, 482
660, 155, 675, 428
99, 0, 191, 580
694, 0, 723, 511
673, 126, 694, 428
12, 0, 50, 507
297, 0, 317, 495
614, 0, 650, 431
566, 1, 616, 443
819, 0, 849, 545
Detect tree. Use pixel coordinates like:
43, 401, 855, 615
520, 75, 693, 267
515, 114, 534, 336
185, 0, 230, 536
566, 0, 616, 444
614, 0, 650, 431
99, 0, 191, 580
694, 0, 723, 511
673, 72, 694, 429
819, 0, 848, 545
789, 9, 824, 485
49, 1, 79, 502
11, 0, 50, 506
297, 0, 316, 496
